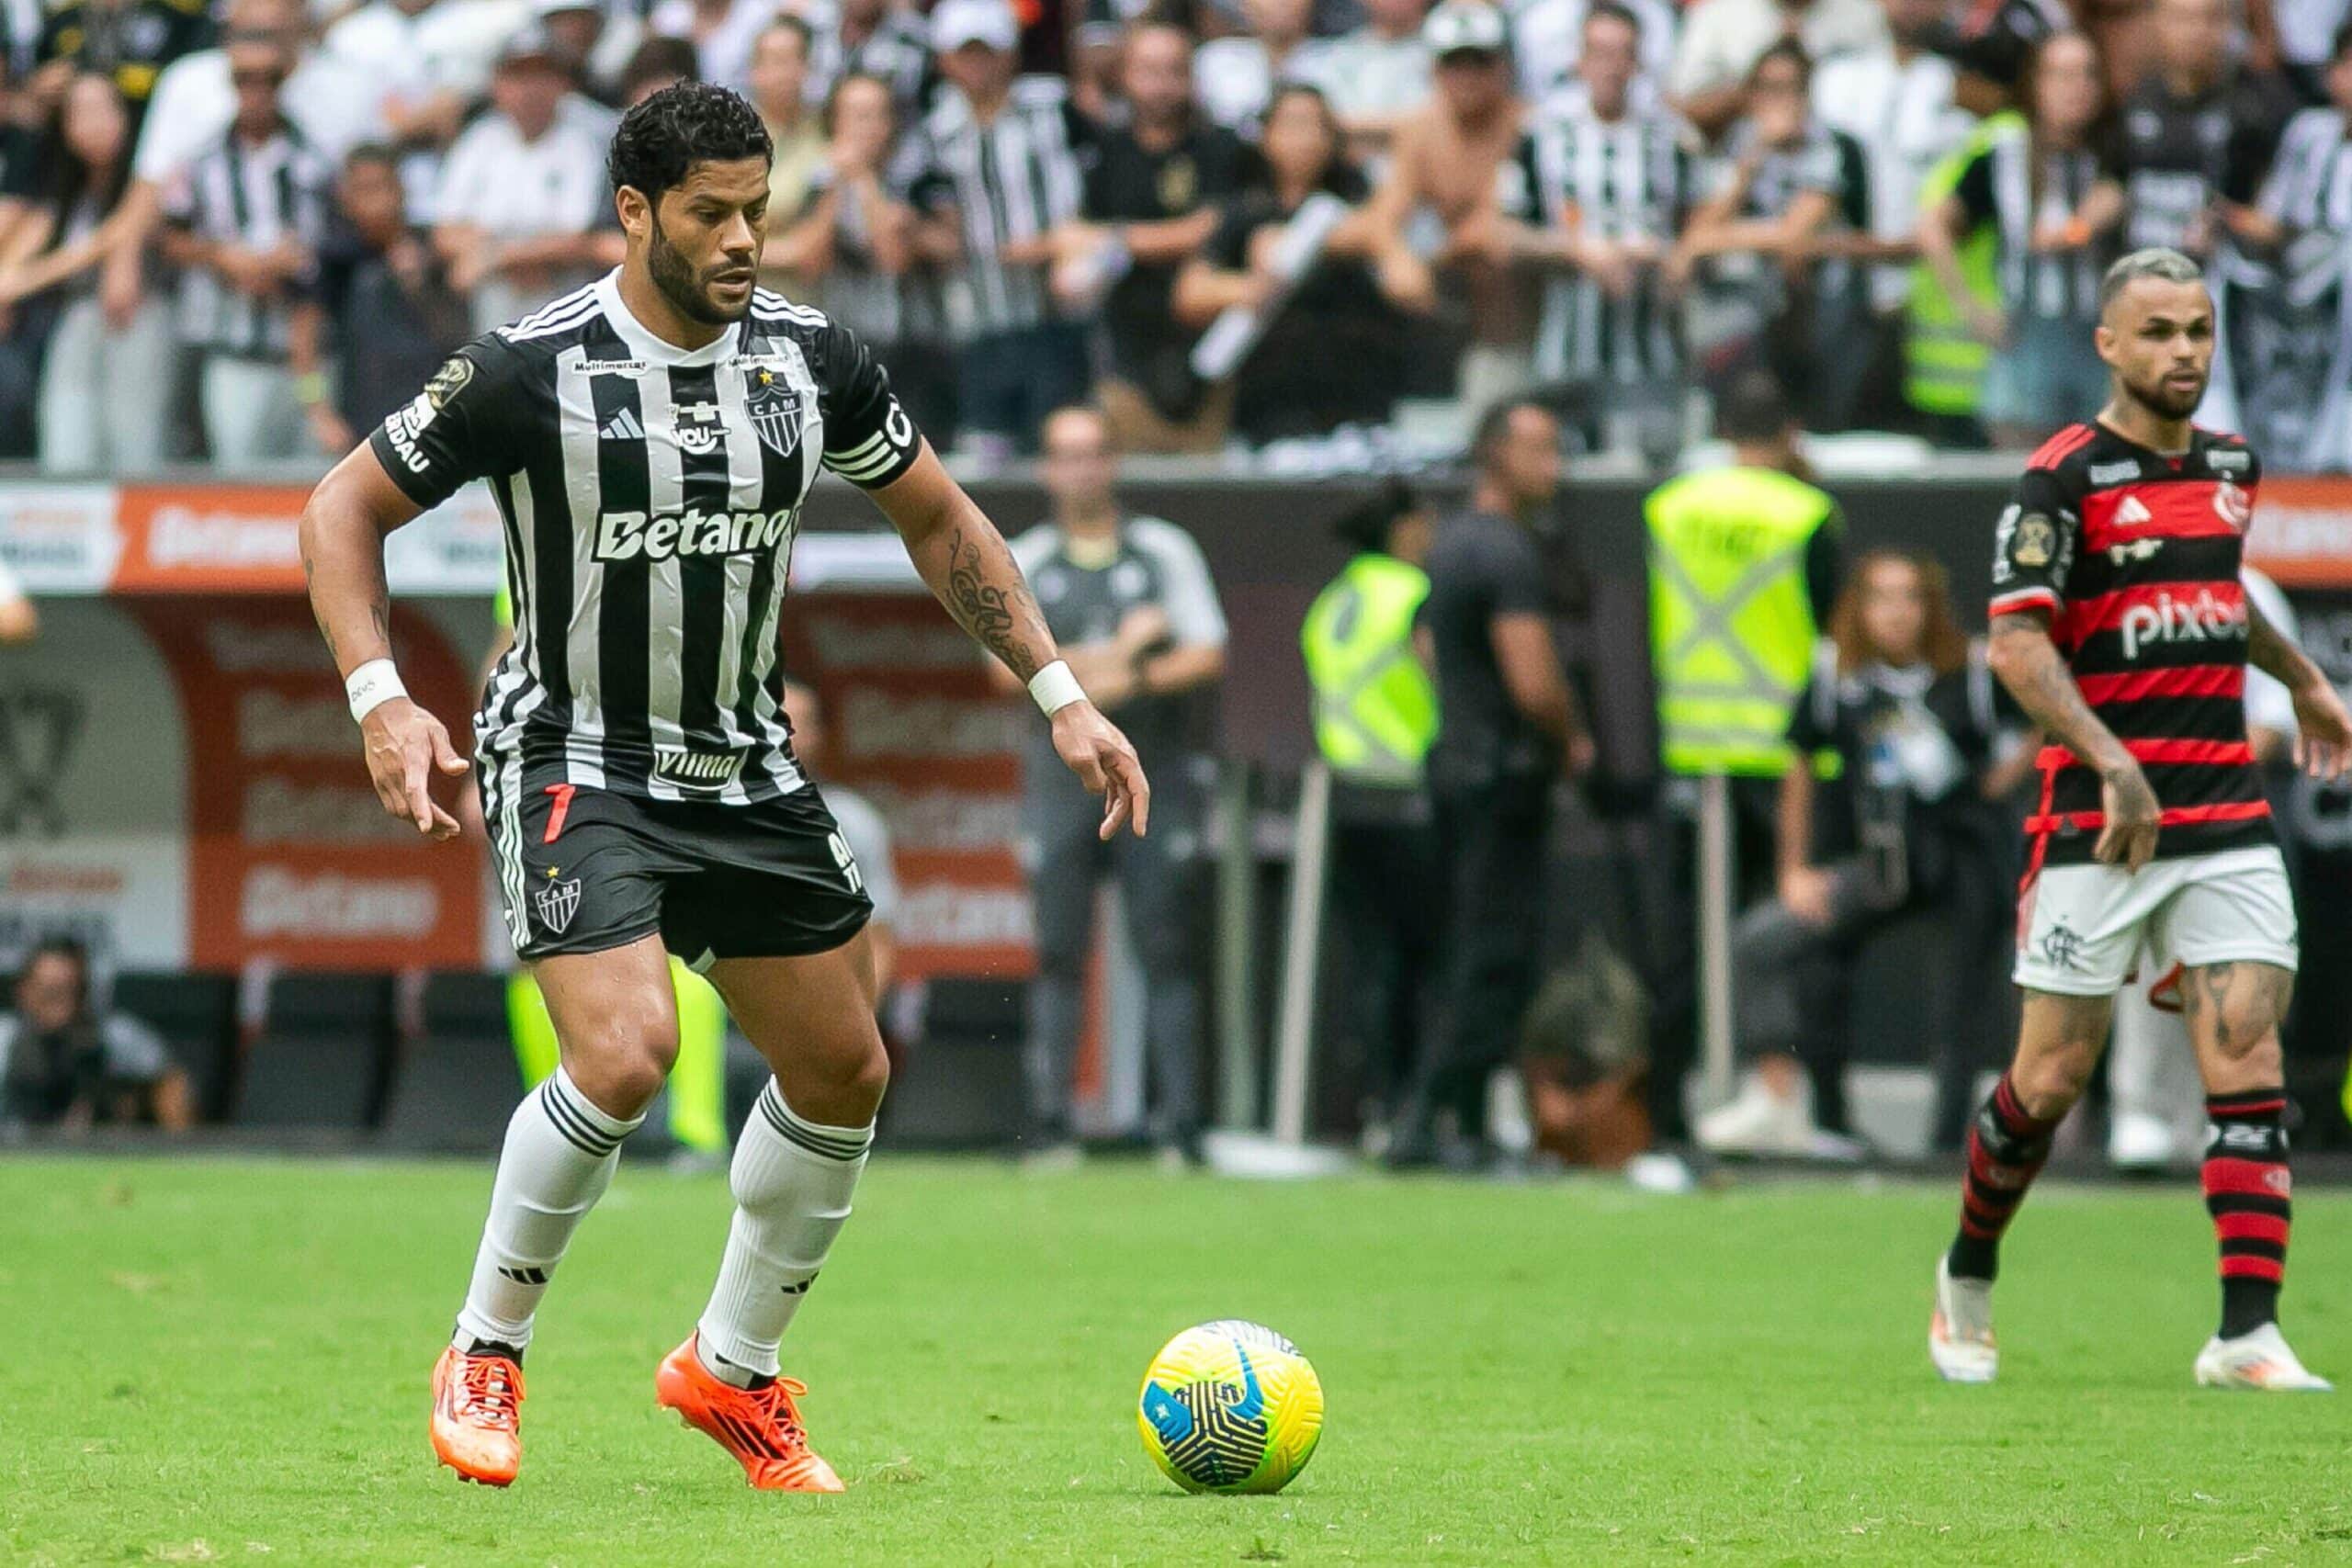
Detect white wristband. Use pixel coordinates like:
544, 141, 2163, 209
1028, 659, 1086, 717
345, 658, 408, 725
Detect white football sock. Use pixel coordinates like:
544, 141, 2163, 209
453, 1066, 643, 1353
695, 1079, 873, 1384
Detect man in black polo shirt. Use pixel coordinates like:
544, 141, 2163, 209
1069, 21, 1241, 452
1388, 400, 1594, 1170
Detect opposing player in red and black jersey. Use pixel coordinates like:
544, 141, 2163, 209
1928, 247, 2352, 1391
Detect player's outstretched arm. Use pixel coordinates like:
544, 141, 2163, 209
1986, 610, 2161, 871
867, 443, 1151, 840
2246, 599, 2352, 781
298, 443, 470, 840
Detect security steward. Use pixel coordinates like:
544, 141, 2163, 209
1300, 479, 1441, 1143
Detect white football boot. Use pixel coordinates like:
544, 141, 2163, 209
1694, 1078, 1814, 1156
2193, 1323, 2335, 1392
1929, 1256, 1997, 1384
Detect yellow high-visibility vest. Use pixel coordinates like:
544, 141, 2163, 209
1645, 466, 1834, 777
1300, 553, 1436, 786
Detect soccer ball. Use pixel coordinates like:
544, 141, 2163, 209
1136, 1320, 1323, 1495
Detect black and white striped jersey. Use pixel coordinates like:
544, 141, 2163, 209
368, 269, 923, 804
1508, 87, 1690, 386
163, 119, 334, 358
914, 77, 1090, 340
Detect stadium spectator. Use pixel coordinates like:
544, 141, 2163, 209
2220, 17, 2352, 468
782, 682, 902, 998
1003, 405, 1227, 1168
2277, 0, 2352, 100
1299, 479, 1441, 1146
1388, 400, 1592, 1171
1918, 30, 2124, 449
1194, 0, 1331, 133
916, 0, 1091, 457
114, 0, 383, 397
137, 0, 383, 183
647, 0, 775, 94
1367, 1, 1532, 409
749, 17, 826, 223
0, 72, 173, 474
2114, 0, 2295, 261
616, 34, 700, 107
1669, 0, 1887, 139
0, 937, 191, 1133
803, 0, 936, 120
158, 32, 336, 463
1502, 0, 1691, 457
1070, 21, 1243, 453
320, 0, 498, 167
1811, 0, 1974, 430
313, 142, 468, 451
32, 0, 215, 128
0, 547, 35, 641
772, 73, 957, 442
433, 26, 611, 335
1705, 550, 2019, 1159
1511, 0, 1677, 109
1173, 82, 1427, 443
1669, 42, 1847, 408
1312, 0, 1432, 154
534, 0, 644, 107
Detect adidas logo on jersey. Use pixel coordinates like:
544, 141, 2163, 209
2120, 587, 2248, 660
2114, 495, 2153, 525
593, 505, 797, 563
599, 407, 647, 441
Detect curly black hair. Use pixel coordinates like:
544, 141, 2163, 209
606, 81, 773, 204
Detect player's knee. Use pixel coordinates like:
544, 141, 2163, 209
566, 1007, 680, 1112
2011, 1051, 2094, 1117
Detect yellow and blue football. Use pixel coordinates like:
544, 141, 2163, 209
1136, 1320, 1323, 1495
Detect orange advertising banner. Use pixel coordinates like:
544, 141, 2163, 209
2246, 478, 2352, 589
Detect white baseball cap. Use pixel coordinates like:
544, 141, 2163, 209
1422, 0, 1508, 56
931, 0, 1019, 53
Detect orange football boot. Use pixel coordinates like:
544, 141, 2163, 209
654, 1335, 845, 1492
430, 1345, 525, 1486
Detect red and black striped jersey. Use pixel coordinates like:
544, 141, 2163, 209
1988, 419, 2272, 866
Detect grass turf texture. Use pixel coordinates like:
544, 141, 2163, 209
5, 1158, 2349, 1566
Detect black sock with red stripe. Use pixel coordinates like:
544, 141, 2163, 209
1947, 1074, 2059, 1282
2204, 1089, 2291, 1338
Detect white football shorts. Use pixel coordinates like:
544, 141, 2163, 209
2013, 844, 2299, 997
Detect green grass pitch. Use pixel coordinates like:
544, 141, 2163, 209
5, 1156, 2349, 1565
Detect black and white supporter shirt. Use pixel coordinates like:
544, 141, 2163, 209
164, 118, 334, 358
368, 271, 923, 806
916, 76, 1090, 340
1508, 85, 1690, 387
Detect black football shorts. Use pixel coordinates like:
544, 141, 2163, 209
480, 745, 873, 967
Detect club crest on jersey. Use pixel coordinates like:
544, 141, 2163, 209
2214, 479, 2252, 531
746, 367, 806, 460
673, 400, 726, 456
533, 874, 582, 935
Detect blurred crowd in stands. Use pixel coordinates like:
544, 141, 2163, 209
0, 0, 2338, 469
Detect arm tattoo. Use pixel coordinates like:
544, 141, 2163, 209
1988, 615, 2132, 776
944, 525, 1046, 683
